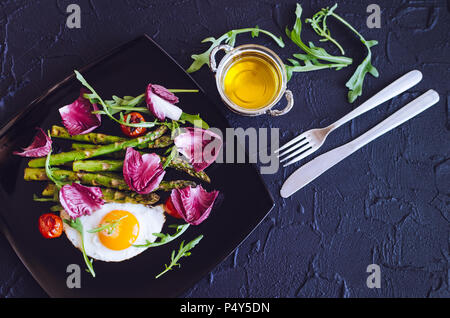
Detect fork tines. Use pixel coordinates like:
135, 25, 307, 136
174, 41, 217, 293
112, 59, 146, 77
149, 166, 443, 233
276, 133, 314, 167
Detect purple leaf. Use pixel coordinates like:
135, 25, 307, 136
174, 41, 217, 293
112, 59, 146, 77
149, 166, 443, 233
13, 128, 52, 158
146, 84, 182, 121
170, 185, 219, 225
59, 88, 101, 135
174, 127, 222, 172
59, 183, 104, 219
123, 147, 166, 194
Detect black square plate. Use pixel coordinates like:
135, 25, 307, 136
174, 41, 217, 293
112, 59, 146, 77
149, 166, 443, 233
0, 35, 274, 297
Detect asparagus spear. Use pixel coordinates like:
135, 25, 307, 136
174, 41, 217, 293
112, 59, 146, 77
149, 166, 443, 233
71, 135, 173, 152
73, 157, 211, 183
42, 183, 160, 205
51, 125, 127, 144
28, 126, 168, 168
52, 126, 173, 150
73, 160, 123, 172
24, 168, 196, 191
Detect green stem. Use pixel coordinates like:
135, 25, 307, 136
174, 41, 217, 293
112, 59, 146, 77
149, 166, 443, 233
330, 12, 365, 42
167, 89, 199, 93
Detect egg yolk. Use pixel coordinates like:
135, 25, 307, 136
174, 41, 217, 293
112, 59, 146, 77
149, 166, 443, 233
98, 210, 139, 251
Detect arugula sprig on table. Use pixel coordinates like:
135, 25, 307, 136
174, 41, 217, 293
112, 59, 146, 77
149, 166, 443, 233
305, 4, 345, 55
44, 143, 71, 202
322, 7, 379, 103
155, 235, 203, 279
285, 4, 352, 81
186, 26, 285, 73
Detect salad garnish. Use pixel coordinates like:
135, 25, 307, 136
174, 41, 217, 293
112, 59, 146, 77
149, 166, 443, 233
170, 185, 219, 226
174, 127, 222, 172
13, 128, 52, 158
133, 224, 190, 248
63, 217, 96, 277
75, 70, 209, 129
155, 235, 203, 279
284, 4, 352, 80
146, 84, 181, 121
59, 88, 101, 135
122, 147, 166, 194
59, 183, 105, 219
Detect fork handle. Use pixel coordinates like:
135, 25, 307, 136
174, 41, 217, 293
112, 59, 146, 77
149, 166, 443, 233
328, 70, 423, 131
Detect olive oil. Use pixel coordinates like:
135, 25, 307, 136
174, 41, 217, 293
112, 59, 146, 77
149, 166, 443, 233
223, 53, 281, 110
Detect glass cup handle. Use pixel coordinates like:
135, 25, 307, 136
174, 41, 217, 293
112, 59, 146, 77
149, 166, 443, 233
209, 45, 234, 73
267, 90, 294, 116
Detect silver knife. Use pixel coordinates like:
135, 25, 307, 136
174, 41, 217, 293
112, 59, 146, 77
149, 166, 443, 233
280, 89, 440, 198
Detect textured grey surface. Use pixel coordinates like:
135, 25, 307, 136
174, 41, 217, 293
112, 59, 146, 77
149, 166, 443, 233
0, 0, 449, 297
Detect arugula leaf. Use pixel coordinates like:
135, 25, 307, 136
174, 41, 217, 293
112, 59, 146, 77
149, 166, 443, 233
91, 90, 199, 116
134, 224, 190, 248
287, 3, 378, 102
286, 4, 352, 66
327, 11, 379, 102
187, 27, 285, 73
88, 89, 208, 129
169, 120, 181, 140
305, 4, 345, 55
87, 215, 128, 234
75, 71, 163, 129
63, 218, 96, 278
44, 144, 67, 191
163, 145, 178, 170
305, 4, 379, 103
345, 42, 378, 103
104, 94, 146, 115
179, 112, 209, 129
155, 234, 203, 279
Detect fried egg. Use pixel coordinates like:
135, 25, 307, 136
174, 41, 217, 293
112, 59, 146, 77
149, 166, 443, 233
61, 202, 166, 262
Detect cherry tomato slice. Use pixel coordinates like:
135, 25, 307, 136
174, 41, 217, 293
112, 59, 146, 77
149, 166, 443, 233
164, 197, 182, 219
120, 112, 147, 138
39, 213, 63, 239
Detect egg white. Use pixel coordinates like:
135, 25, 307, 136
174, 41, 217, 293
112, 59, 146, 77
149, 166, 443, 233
61, 202, 166, 262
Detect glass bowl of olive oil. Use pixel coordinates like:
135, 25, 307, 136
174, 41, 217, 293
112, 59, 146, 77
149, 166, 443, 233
210, 44, 293, 116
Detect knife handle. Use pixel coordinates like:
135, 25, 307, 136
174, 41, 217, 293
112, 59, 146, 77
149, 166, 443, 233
349, 89, 439, 151
330, 70, 423, 130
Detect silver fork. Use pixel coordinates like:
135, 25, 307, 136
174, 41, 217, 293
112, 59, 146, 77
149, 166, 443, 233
275, 70, 423, 167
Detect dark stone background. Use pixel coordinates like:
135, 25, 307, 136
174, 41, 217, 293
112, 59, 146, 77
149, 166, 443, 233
0, 0, 449, 298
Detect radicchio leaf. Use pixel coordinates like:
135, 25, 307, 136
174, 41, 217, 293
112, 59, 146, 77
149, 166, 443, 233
123, 147, 166, 194
59, 88, 101, 135
170, 185, 219, 225
59, 183, 104, 219
13, 128, 52, 158
146, 84, 182, 121
174, 127, 222, 172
